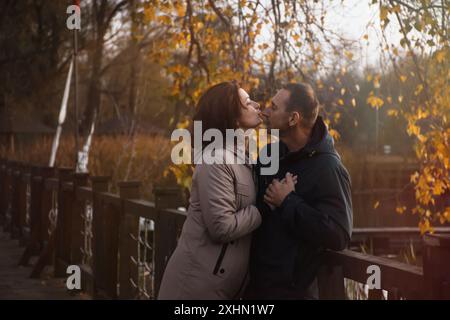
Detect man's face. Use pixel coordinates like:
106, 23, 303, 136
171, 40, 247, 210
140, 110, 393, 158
262, 89, 291, 132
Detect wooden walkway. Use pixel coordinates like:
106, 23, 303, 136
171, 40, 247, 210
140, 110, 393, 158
0, 227, 88, 300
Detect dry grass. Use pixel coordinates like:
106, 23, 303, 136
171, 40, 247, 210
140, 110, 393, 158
0, 134, 174, 200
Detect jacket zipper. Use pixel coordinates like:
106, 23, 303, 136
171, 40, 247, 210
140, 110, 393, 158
213, 243, 228, 275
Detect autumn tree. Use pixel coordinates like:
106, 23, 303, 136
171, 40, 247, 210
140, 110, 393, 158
368, 0, 449, 232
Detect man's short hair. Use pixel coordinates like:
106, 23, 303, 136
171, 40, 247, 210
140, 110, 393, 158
283, 83, 320, 128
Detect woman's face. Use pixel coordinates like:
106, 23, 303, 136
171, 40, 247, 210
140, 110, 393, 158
237, 88, 262, 129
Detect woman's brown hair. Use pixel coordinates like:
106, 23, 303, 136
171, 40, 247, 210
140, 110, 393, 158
191, 80, 244, 147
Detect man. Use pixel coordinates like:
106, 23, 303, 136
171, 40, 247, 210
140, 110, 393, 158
245, 83, 353, 300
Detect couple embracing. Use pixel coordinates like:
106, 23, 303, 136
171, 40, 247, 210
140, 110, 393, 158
158, 81, 353, 300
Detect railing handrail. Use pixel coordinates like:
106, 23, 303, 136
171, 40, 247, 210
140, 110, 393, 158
323, 249, 424, 299
353, 227, 450, 236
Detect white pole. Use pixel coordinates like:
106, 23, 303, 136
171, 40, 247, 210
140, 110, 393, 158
49, 58, 73, 167
76, 113, 96, 173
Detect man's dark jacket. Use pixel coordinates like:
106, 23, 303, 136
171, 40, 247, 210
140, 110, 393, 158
247, 116, 353, 299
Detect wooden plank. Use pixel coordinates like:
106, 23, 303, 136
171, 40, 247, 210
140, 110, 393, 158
353, 227, 450, 236
30, 232, 55, 278
62, 182, 74, 192
102, 201, 121, 298
90, 176, 110, 299
76, 186, 93, 202
153, 188, 184, 298
98, 192, 121, 206
80, 264, 95, 297
45, 178, 59, 189
318, 265, 346, 300
123, 199, 157, 220
324, 249, 424, 299
54, 169, 74, 277
71, 174, 88, 266
118, 181, 141, 299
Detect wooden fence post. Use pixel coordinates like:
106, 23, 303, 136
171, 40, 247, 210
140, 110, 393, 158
317, 264, 346, 300
39, 167, 57, 246
71, 173, 89, 265
0, 160, 6, 225
423, 234, 450, 299
10, 166, 21, 238
153, 187, 184, 298
91, 176, 110, 298
3, 162, 13, 232
54, 168, 75, 277
118, 181, 141, 299
26, 166, 56, 276
19, 166, 44, 266
18, 166, 31, 246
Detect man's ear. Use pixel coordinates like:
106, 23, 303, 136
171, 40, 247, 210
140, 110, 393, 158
289, 112, 300, 127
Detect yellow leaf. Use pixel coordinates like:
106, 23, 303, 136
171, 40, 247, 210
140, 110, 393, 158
329, 129, 340, 140
410, 171, 419, 183
373, 75, 381, 88
419, 219, 434, 235
400, 75, 407, 83
417, 134, 427, 143
396, 206, 407, 215
175, 3, 185, 16
407, 123, 420, 136
445, 207, 450, 223
380, 6, 389, 21
414, 84, 424, 96
436, 50, 445, 63
367, 95, 384, 109
338, 99, 344, 106
392, 5, 401, 13
158, 15, 172, 25
144, 6, 155, 21
432, 180, 445, 195
387, 109, 398, 117
351, 98, 356, 107
373, 201, 380, 209
195, 21, 204, 31
344, 51, 354, 60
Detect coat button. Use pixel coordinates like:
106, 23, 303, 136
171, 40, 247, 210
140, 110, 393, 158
220, 268, 225, 274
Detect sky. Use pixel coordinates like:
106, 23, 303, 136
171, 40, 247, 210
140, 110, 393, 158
324, 0, 403, 67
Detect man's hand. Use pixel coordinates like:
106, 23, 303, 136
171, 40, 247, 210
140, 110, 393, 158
264, 172, 297, 209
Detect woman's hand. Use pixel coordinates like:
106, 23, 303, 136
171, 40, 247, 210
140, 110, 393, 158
264, 172, 297, 209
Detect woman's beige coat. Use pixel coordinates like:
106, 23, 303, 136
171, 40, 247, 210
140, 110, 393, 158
157, 147, 261, 300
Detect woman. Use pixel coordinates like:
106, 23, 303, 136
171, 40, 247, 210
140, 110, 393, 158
157, 81, 262, 300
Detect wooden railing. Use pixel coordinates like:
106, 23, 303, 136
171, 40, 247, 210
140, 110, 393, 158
1, 159, 449, 300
